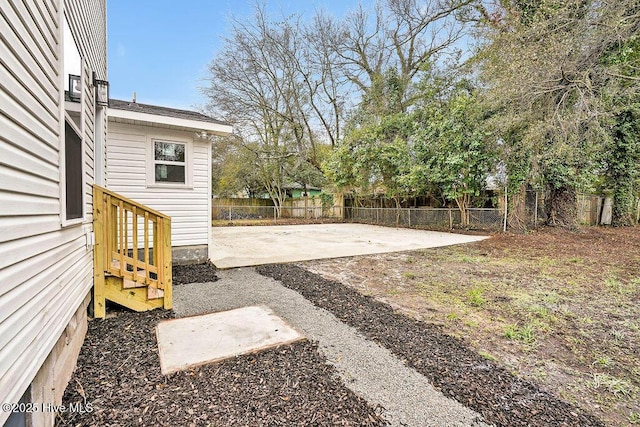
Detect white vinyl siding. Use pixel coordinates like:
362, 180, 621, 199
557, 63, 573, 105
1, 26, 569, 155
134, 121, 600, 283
106, 122, 211, 248
0, 1, 106, 423
63, 0, 107, 82
64, 0, 105, 221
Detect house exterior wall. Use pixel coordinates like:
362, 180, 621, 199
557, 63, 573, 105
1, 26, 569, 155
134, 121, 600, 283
0, 0, 105, 425
65, 0, 108, 188
106, 122, 211, 260
63, 1, 107, 83
291, 189, 322, 198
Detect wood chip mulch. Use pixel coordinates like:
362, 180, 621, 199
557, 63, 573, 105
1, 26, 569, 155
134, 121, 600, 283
57, 309, 386, 426
256, 264, 605, 427
172, 261, 219, 285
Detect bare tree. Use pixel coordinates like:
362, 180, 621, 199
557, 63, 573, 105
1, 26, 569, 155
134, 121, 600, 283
204, 5, 330, 212
205, 0, 477, 209
328, 0, 476, 112
204, 6, 291, 210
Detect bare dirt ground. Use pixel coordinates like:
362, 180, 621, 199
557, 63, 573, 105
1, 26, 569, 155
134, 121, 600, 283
301, 226, 640, 427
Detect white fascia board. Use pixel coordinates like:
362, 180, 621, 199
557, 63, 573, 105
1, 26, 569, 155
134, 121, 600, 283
107, 108, 233, 136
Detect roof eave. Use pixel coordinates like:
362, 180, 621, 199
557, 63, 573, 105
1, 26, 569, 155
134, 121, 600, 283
107, 108, 233, 136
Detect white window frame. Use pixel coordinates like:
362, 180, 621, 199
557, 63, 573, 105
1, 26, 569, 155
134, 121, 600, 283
60, 73, 86, 226
146, 136, 193, 188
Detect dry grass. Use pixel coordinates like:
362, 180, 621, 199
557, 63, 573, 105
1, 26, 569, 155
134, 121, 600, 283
303, 226, 640, 427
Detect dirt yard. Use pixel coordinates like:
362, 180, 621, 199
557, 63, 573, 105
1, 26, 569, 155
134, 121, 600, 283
301, 226, 640, 427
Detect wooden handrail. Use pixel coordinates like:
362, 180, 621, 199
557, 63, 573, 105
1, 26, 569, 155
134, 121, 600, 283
95, 185, 170, 219
93, 185, 172, 318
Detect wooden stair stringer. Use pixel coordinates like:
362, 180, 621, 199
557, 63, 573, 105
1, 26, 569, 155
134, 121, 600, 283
104, 276, 164, 312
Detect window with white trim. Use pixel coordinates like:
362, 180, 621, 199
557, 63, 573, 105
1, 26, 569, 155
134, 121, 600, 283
61, 14, 85, 224
64, 120, 84, 220
153, 140, 186, 184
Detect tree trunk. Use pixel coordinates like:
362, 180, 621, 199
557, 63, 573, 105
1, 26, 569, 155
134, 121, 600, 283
545, 185, 577, 228
507, 184, 528, 232
455, 195, 469, 227
274, 203, 281, 219
611, 182, 636, 227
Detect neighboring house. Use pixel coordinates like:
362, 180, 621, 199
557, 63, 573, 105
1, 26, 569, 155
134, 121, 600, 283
106, 99, 232, 264
258, 183, 322, 199
0, 1, 107, 426
286, 183, 322, 199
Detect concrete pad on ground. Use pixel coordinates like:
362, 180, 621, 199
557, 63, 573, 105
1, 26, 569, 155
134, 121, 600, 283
156, 306, 305, 375
210, 223, 487, 268
173, 268, 488, 426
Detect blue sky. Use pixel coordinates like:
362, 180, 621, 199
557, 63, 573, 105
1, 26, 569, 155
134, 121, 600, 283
107, 1, 364, 111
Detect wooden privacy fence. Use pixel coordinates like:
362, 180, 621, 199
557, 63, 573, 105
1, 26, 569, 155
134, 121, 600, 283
213, 196, 343, 220
93, 185, 172, 318
212, 205, 344, 221
576, 193, 604, 225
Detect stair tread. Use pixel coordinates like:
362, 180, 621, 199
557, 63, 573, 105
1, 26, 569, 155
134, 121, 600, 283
109, 260, 157, 281
123, 277, 147, 289
106, 275, 165, 299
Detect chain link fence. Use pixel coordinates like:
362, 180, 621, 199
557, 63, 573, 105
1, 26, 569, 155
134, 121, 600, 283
524, 190, 544, 228
345, 207, 504, 230
212, 204, 503, 230
468, 208, 505, 229
212, 205, 343, 223
213, 193, 638, 229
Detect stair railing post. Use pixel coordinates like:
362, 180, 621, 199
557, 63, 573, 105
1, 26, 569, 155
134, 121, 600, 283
163, 217, 173, 310
132, 206, 138, 284
144, 212, 150, 284
156, 217, 164, 291
92, 185, 106, 319
118, 201, 125, 277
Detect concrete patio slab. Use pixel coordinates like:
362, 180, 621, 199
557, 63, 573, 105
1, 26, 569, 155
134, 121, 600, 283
210, 223, 487, 268
156, 305, 305, 375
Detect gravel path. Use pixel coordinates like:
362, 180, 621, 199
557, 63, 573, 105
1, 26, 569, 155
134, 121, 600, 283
57, 310, 383, 426
258, 264, 604, 427
173, 268, 488, 427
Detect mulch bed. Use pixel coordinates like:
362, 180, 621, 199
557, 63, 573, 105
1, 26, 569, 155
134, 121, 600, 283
57, 309, 385, 426
172, 261, 218, 285
256, 264, 605, 427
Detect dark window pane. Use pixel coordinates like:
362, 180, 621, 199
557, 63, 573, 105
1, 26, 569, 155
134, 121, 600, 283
4, 388, 29, 427
155, 164, 185, 183
65, 121, 83, 219
154, 141, 185, 162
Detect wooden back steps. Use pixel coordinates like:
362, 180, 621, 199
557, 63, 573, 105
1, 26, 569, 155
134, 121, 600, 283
93, 185, 172, 319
